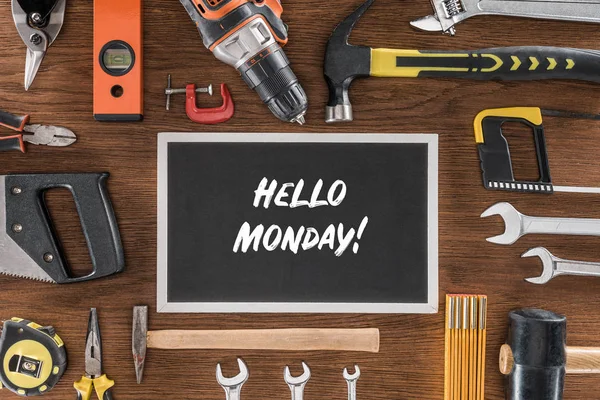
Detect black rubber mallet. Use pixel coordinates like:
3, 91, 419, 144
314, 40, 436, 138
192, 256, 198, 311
499, 309, 600, 400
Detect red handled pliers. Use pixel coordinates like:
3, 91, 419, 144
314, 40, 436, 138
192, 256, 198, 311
0, 109, 76, 152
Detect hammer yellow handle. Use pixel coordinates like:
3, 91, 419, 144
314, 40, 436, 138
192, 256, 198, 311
147, 328, 380, 352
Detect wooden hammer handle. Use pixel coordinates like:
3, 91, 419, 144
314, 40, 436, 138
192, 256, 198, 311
147, 328, 380, 352
566, 347, 600, 373
500, 344, 600, 374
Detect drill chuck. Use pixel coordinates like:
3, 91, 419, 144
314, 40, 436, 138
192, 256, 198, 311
238, 43, 307, 124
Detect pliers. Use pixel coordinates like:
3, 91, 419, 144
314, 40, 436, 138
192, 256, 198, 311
74, 309, 115, 400
11, 0, 66, 90
0, 109, 76, 152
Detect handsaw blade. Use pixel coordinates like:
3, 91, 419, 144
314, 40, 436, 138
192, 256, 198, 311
0, 176, 56, 283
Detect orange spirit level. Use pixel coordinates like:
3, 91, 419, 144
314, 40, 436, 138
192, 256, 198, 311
93, 0, 143, 121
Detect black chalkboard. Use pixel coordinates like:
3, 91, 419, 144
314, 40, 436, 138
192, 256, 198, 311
157, 133, 438, 313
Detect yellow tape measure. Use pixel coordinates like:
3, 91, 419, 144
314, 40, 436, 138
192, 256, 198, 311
0, 318, 67, 396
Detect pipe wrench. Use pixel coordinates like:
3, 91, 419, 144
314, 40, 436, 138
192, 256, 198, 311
411, 0, 600, 36
12, 0, 66, 90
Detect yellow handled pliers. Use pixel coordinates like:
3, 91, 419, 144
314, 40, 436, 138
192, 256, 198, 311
74, 308, 115, 400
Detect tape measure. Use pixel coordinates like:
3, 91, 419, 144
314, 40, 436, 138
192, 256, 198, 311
0, 318, 67, 396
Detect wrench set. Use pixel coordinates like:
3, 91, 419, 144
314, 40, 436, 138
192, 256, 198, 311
482, 202, 600, 284
215, 359, 360, 400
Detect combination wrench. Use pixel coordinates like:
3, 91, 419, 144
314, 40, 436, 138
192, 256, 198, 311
343, 365, 360, 400
481, 202, 600, 245
522, 247, 600, 284
216, 358, 249, 400
284, 362, 311, 400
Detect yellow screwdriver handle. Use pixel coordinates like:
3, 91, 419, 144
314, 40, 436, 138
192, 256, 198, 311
74, 376, 93, 400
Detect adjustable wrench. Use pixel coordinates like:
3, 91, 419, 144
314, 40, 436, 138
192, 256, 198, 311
343, 365, 360, 400
216, 358, 249, 400
284, 362, 311, 400
481, 202, 600, 245
522, 247, 600, 284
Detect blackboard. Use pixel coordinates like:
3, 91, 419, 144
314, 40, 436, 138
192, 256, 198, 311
157, 133, 438, 313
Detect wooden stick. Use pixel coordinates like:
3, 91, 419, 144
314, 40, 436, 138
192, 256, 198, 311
479, 296, 487, 400
146, 328, 380, 352
445, 295, 452, 400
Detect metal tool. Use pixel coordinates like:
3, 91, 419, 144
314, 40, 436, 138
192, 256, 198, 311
216, 358, 248, 400
164, 75, 234, 124
343, 365, 360, 400
179, 0, 307, 124
522, 247, 600, 284
165, 75, 212, 111
411, 0, 600, 36
481, 202, 600, 245
0, 110, 76, 152
324, 0, 600, 123
132, 306, 380, 383
12, 0, 66, 90
475, 107, 600, 194
0, 317, 67, 396
74, 309, 115, 400
500, 309, 600, 400
0, 173, 125, 283
284, 362, 310, 400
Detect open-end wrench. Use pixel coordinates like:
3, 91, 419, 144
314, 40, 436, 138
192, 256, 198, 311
522, 247, 600, 284
481, 202, 600, 245
284, 362, 311, 400
216, 358, 249, 400
343, 365, 360, 400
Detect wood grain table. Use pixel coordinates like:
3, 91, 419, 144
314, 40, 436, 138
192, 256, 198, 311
2, 0, 600, 399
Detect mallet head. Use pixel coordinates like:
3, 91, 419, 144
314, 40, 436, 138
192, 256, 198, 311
324, 0, 374, 123
502, 309, 567, 400
132, 305, 148, 384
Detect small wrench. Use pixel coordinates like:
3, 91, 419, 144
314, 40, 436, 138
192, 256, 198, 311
284, 362, 311, 400
481, 202, 600, 245
343, 365, 360, 400
522, 247, 600, 284
216, 358, 249, 400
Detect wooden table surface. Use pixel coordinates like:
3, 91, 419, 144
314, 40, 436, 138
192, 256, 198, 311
2, 0, 600, 399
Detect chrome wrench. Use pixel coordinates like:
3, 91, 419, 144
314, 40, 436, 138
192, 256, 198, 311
522, 247, 600, 284
481, 202, 600, 245
343, 365, 360, 400
216, 358, 249, 400
284, 362, 311, 400
411, 0, 600, 36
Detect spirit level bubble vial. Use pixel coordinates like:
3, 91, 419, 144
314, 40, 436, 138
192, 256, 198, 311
93, 0, 143, 121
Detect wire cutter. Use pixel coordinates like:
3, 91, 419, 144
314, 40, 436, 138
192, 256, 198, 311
11, 0, 66, 90
74, 309, 115, 400
0, 109, 76, 152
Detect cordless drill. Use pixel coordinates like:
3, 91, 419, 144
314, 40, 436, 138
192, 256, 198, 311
180, 0, 308, 124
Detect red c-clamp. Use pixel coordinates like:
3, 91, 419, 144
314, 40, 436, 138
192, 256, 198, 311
186, 83, 234, 124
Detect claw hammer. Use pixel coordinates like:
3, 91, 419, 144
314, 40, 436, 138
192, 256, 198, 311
324, 0, 600, 122
132, 306, 379, 383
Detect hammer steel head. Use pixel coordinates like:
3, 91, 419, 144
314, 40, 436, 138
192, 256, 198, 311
216, 358, 249, 387
324, 0, 374, 123
284, 361, 311, 386
505, 309, 567, 400
480, 202, 524, 245
132, 306, 148, 384
521, 247, 558, 285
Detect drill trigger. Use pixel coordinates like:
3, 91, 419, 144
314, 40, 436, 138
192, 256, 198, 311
185, 83, 234, 124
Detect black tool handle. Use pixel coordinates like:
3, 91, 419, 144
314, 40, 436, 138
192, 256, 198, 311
0, 135, 25, 152
387, 47, 600, 83
5, 173, 125, 283
0, 110, 28, 131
